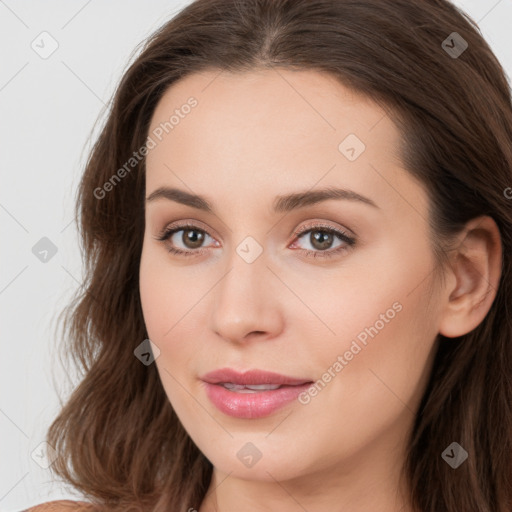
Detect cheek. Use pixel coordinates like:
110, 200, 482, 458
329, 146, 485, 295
139, 242, 198, 340
139, 242, 207, 393
139, 247, 167, 338
300, 231, 434, 354
307, 233, 439, 413
139, 245, 197, 411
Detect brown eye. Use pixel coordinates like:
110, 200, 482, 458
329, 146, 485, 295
155, 222, 356, 259
309, 230, 335, 250
155, 224, 214, 257
180, 228, 206, 249
290, 224, 356, 259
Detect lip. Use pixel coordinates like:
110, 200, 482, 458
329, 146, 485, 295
200, 368, 313, 419
201, 368, 311, 386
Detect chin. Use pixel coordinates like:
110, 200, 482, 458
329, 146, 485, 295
194, 432, 316, 481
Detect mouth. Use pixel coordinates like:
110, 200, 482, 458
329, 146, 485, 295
201, 368, 312, 386
218, 383, 286, 392
200, 368, 314, 419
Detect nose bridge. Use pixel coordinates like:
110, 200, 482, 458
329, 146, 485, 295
210, 233, 282, 342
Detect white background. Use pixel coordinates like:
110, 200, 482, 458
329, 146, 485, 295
1, 1, 511, 510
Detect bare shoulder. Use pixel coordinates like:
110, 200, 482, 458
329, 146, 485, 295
24, 500, 98, 512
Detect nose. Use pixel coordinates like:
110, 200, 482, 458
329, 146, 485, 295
209, 247, 284, 345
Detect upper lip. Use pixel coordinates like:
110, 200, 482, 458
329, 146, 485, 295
201, 368, 312, 386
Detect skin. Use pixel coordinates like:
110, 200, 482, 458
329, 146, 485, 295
139, 68, 502, 512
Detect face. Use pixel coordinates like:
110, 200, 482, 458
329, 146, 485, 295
139, 68, 442, 487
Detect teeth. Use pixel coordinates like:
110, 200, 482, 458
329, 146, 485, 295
244, 384, 282, 390
222, 383, 282, 392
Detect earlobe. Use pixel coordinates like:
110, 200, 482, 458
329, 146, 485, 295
438, 216, 502, 339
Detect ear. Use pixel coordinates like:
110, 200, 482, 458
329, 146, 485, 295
438, 215, 502, 338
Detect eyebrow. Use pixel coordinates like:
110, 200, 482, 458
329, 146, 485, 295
145, 186, 379, 213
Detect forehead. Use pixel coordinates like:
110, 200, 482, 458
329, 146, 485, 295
147, 68, 395, 157
145, 68, 427, 219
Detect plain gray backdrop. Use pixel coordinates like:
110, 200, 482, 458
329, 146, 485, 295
1, 1, 511, 510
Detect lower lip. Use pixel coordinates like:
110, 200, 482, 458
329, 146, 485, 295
203, 382, 312, 419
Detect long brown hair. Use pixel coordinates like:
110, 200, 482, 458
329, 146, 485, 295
47, 1, 512, 510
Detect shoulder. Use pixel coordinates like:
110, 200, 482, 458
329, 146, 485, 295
24, 500, 97, 512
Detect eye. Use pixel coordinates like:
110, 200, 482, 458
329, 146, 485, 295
289, 222, 356, 259
154, 221, 356, 259
154, 222, 217, 257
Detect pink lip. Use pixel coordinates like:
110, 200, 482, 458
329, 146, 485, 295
200, 368, 313, 419
201, 368, 311, 386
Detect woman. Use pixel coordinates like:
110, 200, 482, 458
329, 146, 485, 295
26, 0, 512, 511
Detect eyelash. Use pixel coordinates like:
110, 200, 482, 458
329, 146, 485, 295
154, 222, 356, 259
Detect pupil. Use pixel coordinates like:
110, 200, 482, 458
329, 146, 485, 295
312, 231, 333, 250
184, 229, 204, 248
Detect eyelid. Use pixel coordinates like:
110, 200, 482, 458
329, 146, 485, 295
291, 220, 355, 240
